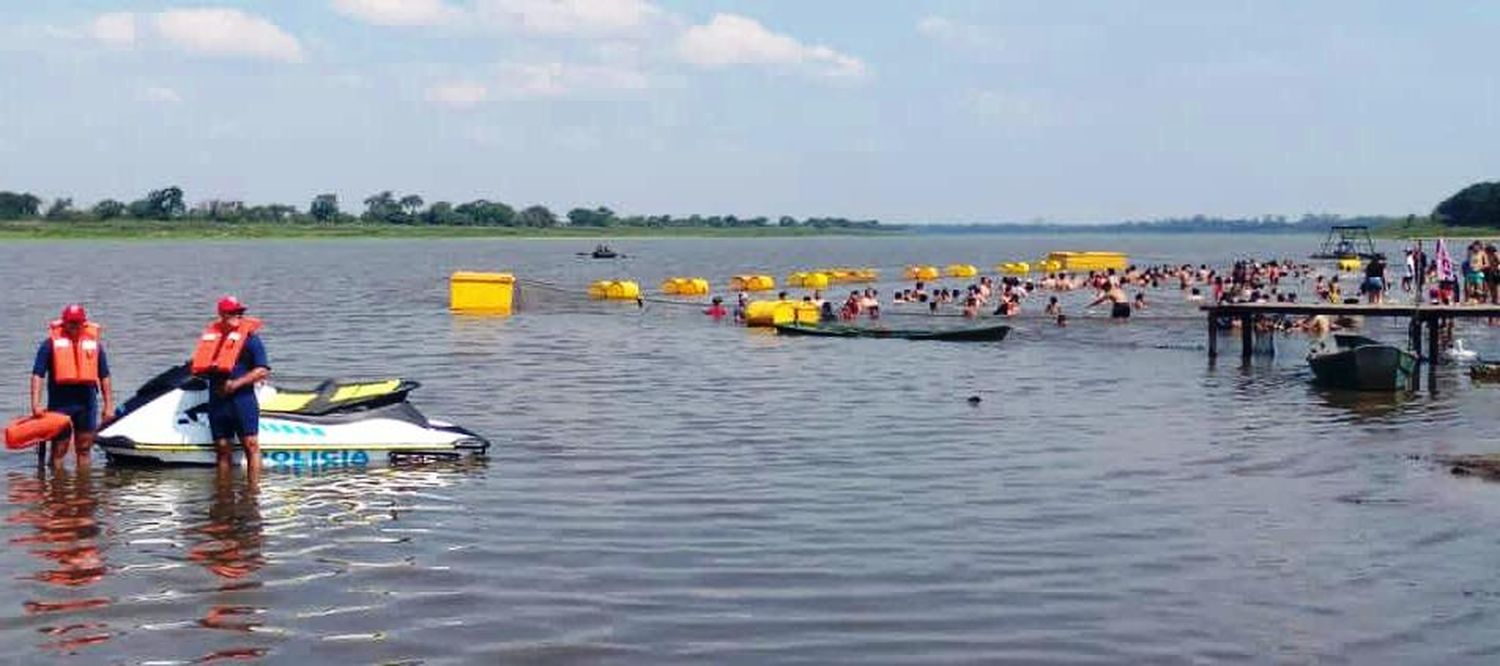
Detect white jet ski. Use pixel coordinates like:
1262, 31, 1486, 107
97, 365, 490, 468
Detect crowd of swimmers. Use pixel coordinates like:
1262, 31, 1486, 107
697, 242, 1500, 333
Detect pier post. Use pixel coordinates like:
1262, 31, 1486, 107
1408, 317, 1422, 391
1240, 314, 1253, 363
1207, 311, 1218, 358
1427, 316, 1440, 393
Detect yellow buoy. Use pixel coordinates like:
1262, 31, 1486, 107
788, 272, 831, 289
945, 264, 978, 278
997, 262, 1031, 275
903, 265, 940, 281
1337, 257, 1361, 272
730, 275, 776, 292
744, 299, 821, 327
450, 271, 515, 314
1046, 252, 1128, 272
661, 277, 710, 296
1038, 260, 1063, 273
588, 280, 641, 300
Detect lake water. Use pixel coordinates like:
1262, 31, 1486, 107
1, 234, 1498, 664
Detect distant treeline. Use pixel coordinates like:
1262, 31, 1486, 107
0, 188, 886, 230
915, 214, 1409, 234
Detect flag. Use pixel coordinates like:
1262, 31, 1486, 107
1434, 238, 1456, 282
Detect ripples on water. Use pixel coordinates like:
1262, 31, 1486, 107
1, 235, 1498, 664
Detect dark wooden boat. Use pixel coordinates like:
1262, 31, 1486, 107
1307, 334, 1417, 391
1472, 359, 1500, 382
775, 322, 1011, 342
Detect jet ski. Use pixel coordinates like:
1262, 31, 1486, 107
97, 365, 490, 468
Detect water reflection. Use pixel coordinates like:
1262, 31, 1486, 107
5, 470, 114, 653
188, 469, 267, 660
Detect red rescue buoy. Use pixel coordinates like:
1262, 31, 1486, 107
5, 413, 72, 450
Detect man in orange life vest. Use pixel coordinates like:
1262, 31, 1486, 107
30, 304, 114, 468
190, 296, 269, 476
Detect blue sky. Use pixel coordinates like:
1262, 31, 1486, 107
1, 1, 1497, 223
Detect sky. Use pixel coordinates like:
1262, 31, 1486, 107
1, 1, 1498, 223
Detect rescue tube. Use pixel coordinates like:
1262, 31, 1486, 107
6, 412, 72, 450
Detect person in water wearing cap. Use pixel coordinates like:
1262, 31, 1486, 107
30, 305, 115, 469
189, 296, 269, 477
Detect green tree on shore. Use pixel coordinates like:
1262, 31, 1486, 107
309, 194, 340, 222
44, 198, 75, 221
518, 204, 557, 227
91, 199, 126, 220
0, 191, 42, 219
567, 206, 616, 227
1434, 181, 1500, 228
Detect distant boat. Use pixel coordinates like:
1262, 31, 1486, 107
578, 244, 621, 259
1307, 334, 1417, 391
775, 322, 1011, 342
1310, 225, 1379, 260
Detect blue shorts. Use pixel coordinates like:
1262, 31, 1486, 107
49, 396, 99, 434
207, 394, 259, 441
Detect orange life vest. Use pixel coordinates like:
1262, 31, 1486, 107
190, 317, 262, 375
48, 321, 102, 386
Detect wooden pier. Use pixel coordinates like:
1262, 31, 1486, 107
1201, 302, 1500, 390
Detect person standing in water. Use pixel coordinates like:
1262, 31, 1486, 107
30, 304, 114, 469
1089, 280, 1131, 319
190, 296, 270, 478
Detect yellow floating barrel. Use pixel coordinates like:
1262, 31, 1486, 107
1337, 257, 1362, 272
1046, 251, 1128, 272
450, 271, 515, 314
588, 280, 641, 300
1038, 260, 1064, 273
904, 265, 941, 281
997, 262, 1031, 275
661, 277, 710, 296
744, 300, 821, 327
822, 267, 877, 283
730, 275, 776, 292
945, 264, 978, 278
787, 272, 831, 289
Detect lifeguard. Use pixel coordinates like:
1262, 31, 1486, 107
29, 304, 114, 469
191, 296, 270, 478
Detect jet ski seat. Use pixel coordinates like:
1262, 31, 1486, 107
260, 379, 421, 416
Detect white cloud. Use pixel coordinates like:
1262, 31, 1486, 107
494, 61, 649, 98
678, 14, 865, 79
88, 12, 137, 47
153, 9, 305, 63
426, 81, 489, 107
141, 86, 183, 104
332, 0, 463, 27
476, 0, 661, 36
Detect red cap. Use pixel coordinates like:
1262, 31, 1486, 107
217, 296, 247, 315
60, 304, 88, 324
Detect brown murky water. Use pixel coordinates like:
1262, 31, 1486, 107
1, 235, 1498, 664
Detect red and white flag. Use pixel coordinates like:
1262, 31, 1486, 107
1434, 238, 1456, 282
